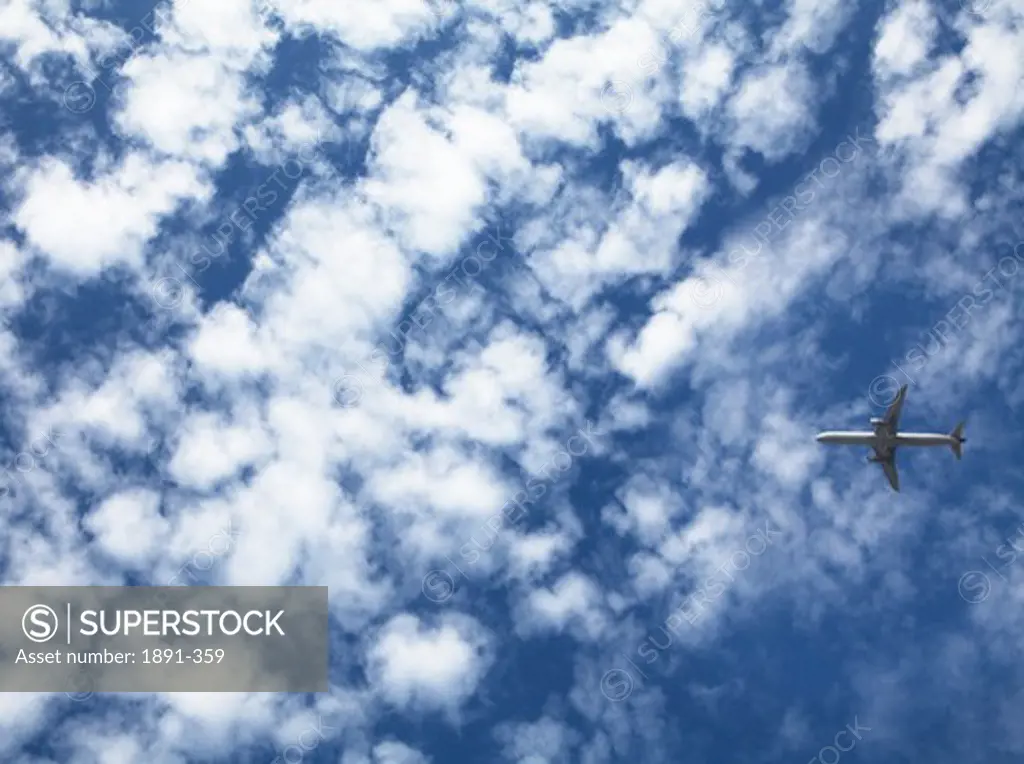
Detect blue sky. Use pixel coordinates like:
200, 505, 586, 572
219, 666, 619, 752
1, 0, 1023, 761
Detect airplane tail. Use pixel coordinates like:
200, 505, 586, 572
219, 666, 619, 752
950, 421, 966, 460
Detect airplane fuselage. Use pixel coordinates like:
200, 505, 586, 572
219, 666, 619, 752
816, 431, 955, 449
815, 384, 964, 490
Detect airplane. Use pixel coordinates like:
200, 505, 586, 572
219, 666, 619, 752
815, 384, 965, 491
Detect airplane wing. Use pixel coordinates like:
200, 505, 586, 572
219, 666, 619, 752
878, 452, 900, 492
882, 385, 908, 433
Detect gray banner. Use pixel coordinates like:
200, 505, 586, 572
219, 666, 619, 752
0, 586, 328, 692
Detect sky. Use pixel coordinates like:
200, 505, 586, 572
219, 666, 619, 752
0, 0, 1023, 761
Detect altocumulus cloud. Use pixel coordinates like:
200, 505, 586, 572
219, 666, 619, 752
0, 0, 1022, 762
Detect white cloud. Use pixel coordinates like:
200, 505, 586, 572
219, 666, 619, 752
496, 716, 578, 763
602, 475, 680, 545
115, 49, 264, 165
366, 613, 494, 713
515, 571, 608, 640
679, 42, 736, 122
83, 488, 168, 567
873, 0, 938, 80
271, 0, 439, 51
13, 154, 203, 275
167, 409, 273, 489
726, 61, 818, 161
374, 740, 432, 764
